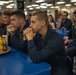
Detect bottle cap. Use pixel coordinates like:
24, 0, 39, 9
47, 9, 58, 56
2, 36, 6, 38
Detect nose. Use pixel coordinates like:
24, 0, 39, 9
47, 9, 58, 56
29, 23, 32, 28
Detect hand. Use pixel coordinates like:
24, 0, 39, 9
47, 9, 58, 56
65, 46, 68, 49
63, 36, 69, 41
23, 28, 34, 41
7, 25, 16, 35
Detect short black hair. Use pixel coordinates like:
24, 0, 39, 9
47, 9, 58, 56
3, 9, 13, 16
73, 11, 76, 15
32, 11, 48, 25
64, 11, 68, 16
10, 10, 26, 20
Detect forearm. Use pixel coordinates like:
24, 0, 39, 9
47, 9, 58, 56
57, 20, 62, 29
28, 38, 61, 63
28, 40, 43, 63
10, 34, 27, 51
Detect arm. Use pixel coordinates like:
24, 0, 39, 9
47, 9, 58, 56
28, 36, 63, 63
10, 33, 28, 53
24, 28, 64, 63
57, 16, 63, 29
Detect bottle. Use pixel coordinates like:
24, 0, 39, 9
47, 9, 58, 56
61, 27, 65, 33
2, 36, 7, 51
0, 36, 3, 51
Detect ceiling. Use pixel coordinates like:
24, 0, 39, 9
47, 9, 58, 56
24, 0, 76, 11
0, 0, 76, 12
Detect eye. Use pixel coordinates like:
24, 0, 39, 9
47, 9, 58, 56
31, 21, 36, 24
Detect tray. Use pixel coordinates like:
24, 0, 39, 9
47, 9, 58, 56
0, 47, 11, 55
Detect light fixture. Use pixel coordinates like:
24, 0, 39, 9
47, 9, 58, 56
32, 4, 39, 7
61, 8, 67, 11
71, 0, 76, 2
36, 7, 40, 9
6, 5, 13, 8
40, 6, 47, 8
57, 0, 65, 4
40, 3, 47, 6
46, 4, 52, 6
74, 3, 76, 5
29, 8, 33, 10
50, 6, 55, 8
26, 5, 32, 8
10, 4, 14, 6
65, 4, 71, 6
0, 3, 4, 5
36, 0, 44, 3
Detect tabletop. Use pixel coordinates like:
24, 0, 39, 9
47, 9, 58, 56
0, 47, 51, 75
56, 29, 67, 38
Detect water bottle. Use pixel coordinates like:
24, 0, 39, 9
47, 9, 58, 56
2, 36, 7, 51
0, 36, 3, 51
62, 27, 65, 32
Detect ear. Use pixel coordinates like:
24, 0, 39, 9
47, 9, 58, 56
20, 18, 23, 23
41, 20, 46, 26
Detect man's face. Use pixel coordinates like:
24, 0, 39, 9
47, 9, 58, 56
72, 14, 76, 23
2, 15, 11, 25
30, 16, 44, 33
11, 15, 21, 28
26, 15, 30, 20
62, 13, 67, 20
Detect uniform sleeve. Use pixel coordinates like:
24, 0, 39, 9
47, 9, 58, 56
28, 36, 64, 63
10, 33, 28, 53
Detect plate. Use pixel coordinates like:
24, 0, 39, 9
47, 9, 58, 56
0, 47, 11, 55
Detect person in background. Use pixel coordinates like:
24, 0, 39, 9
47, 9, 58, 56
57, 11, 72, 31
26, 14, 31, 21
2, 9, 13, 35
26, 14, 31, 24
24, 11, 68, 75
0, 17, 5, 35
64, 11, 76, 75
7, 10, 29, 53
58, 11, 62, 19
48, 15, 56, 29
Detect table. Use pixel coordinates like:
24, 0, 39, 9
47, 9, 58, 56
56, 29, 67, 38
0, 48, 51, 75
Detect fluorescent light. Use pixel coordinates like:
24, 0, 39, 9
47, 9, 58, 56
29, 8, 33, 10
46, 4, 52, 6
65, 4, 71, 6
50, 6, 55, 8
40, 3, 47, 5
36, 0, 44, 3
8, 1, 13, 3
6, 5, 13, 8
0, 1, 9, 4
36, 7, 40, 9
40, 6, 47, 8
74, 3, 76, 5
71, 0, 76, 2
32, 4, 39, 7
0, 1, 9, 5
57, 2, 65, 4
0, 3, 4, 5
26, 5, 32, 8
10, 4, 14, 6
61, 8, 67, 11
